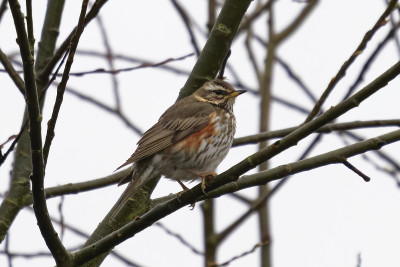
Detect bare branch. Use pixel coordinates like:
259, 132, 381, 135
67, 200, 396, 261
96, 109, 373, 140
233, 119, 400, 146
96, 14, 121, 111
72, 60, 400, 265
170, 0, 200, 56
155, 222, 204, 256
343, 21, 400, 100
211, 240, 269, 267
64, 84, 143, 135
0, 48, 25, 95
37, 0, 109, 82
342, 160, 371, 182
8, 0, 71, 264
64, 53, 194, 77
304, 0, 398, 123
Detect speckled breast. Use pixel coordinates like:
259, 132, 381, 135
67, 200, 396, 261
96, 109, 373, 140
160, 109, 236, 181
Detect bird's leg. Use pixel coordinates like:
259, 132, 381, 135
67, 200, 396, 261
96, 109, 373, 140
187, 170, 217, 194
200, 172, 217, 193
177, 180, 189, 197
176, 180, 197, 209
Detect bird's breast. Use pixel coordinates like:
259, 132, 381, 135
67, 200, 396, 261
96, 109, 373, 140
172, 111, 235, 154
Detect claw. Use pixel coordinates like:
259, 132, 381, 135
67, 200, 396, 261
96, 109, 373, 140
200, 172, 217, 195
176, 180, 194, 208
177, 172, 217, 209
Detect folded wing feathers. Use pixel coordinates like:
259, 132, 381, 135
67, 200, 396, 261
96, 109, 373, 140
116, 100, 214, 170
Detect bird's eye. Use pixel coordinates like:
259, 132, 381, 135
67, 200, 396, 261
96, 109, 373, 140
214, 90, 225, 95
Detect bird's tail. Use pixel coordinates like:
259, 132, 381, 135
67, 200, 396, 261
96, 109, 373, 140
109, 163, 156, 221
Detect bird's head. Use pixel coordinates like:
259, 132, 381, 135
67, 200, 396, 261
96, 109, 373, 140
193, 79, 246, 112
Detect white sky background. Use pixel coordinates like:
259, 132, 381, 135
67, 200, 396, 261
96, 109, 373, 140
1, 0, 400, 266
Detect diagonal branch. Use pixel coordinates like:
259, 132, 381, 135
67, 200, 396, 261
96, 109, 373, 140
36, 0, 109, 83
209, 129, 400, 197
233, 119, 400, 146
170, 0, 200, 56
72, 127, 400, 266
42, 0, 89, 166
304, 0, 398, 123
72, 58, 400, 266
0, 48, 25, 95
211, 60, 400, 191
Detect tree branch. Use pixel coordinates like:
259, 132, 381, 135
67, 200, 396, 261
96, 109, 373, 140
71, 127, 400, 265
0, 48, 25, 95
7, 0, 70, 265
71, 53, 400, 267
36, 0, 109, 83
177, 0, 252, 99
304, 0, 398, 123
233, 119, 400, 146
214, 129, 400, 193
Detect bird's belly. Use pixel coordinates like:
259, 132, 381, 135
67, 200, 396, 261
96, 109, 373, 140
156, 115, 235, 181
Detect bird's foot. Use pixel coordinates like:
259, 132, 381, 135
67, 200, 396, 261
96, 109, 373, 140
176, 180, 194, 208
200, 172, 217, 194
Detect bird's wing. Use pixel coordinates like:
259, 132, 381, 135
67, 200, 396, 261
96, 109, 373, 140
116, 98, 214, 170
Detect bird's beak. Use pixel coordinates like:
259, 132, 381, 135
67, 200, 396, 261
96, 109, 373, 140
230, 90, 247, 98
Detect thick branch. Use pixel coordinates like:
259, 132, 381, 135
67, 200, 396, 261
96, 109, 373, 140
72, 127, 400, 265
8, 0, 70, 265
71, 58, 400, 266
177, 0, 252, 99
215, 129, 400, 193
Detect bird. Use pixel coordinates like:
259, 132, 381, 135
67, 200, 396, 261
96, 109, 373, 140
111, 79, 246, 218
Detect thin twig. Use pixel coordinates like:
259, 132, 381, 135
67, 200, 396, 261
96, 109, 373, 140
253, 34, 318, 104
58, 196, 65, 241
218, 49, 230, 79
154, 222, 204, 256
343, 21, 400, 100
356, 253, 362, 267
0, 47, 69, 168
207, 0, 216, 33
388, 0, 400, 56
341, 131, 400, 186
342, 160, 371, 182
0, 48, 25, 95
42, 0, 89, 168
245, 29, 261, 82
96, 14, 121, 111
3, 194, 141, 267
63, 53, 194, 77
64, 84, 143, 135
210, 240, 269, 267
343, 131, 400, 173
75, 50, 191, 76
171, 0, 200, 56
274, 0, 318, 43
37, 0, 109, 83
238, 1, 272, 33
4, 233, 12, 267
0, 126, 26, 167
0, 0, 8, 23
233, 119, 400, 146
304, 0, 398, 123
